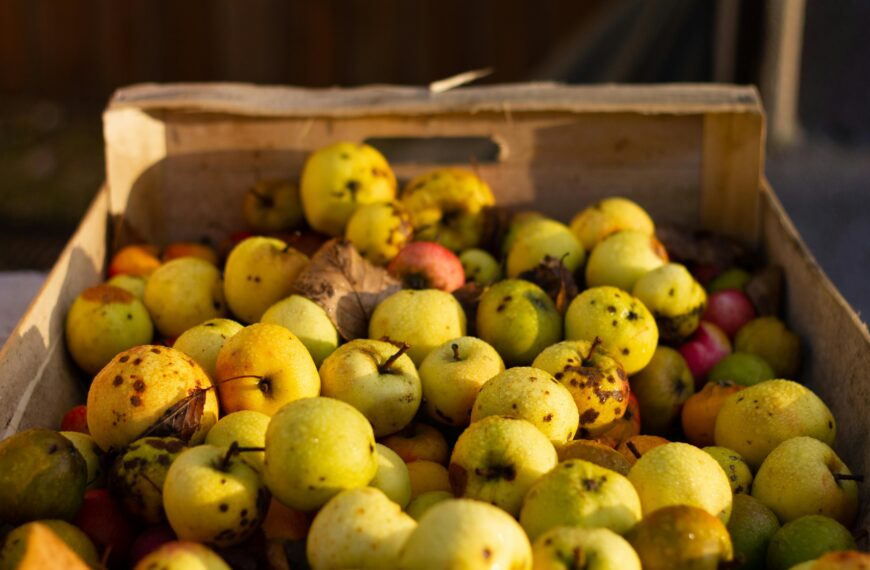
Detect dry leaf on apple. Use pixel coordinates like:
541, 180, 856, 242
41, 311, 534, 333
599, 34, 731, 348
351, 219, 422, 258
293, 239, 402, 340
518, 255, 579, 314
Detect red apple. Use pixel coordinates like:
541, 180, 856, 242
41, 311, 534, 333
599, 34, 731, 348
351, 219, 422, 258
703, 289, 757, 338
74, 489, 136, 567
387, 242, 465, 293
129, 525, 176, 567
60, 405, 89, 435
679, 321, 732, 386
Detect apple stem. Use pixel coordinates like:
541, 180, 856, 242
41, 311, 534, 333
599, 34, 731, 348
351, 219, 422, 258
380, 342, 411, 373
834, 473, 864, 483
451, 343, 461, 361
249, 188, 273, 207
216, 374, 263, 386
585, 336, 603, 362
219, 441, 240, 472
626, 440, 642, 459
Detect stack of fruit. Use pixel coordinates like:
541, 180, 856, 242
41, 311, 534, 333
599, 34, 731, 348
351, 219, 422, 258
0, 141, 864, 570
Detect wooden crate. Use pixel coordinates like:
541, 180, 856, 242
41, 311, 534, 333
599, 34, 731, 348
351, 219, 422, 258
1, 83, 867, 535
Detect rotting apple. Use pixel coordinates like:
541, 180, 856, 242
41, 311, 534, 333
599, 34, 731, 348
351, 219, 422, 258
400, 168, 495, 252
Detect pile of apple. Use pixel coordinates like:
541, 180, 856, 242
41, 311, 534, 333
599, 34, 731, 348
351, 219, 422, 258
0, 141, 865, 570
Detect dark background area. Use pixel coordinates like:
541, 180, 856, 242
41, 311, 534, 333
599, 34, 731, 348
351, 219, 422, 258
0, 0, 868, 317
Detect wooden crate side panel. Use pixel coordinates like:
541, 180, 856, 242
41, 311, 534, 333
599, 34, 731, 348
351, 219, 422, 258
0, 190, 109, 438
701, 112, 765, 243
760, 182, 870, 536
107, 110, 704, 248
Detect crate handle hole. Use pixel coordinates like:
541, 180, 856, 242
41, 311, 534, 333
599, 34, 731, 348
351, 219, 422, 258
363, 136, 502, 165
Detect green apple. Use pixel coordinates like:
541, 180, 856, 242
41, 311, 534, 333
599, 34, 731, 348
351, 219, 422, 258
405, 491, 453, 521
532, 339, 630, 438
264, 397, 377, 511
86, 345, 219, 451
369, 289, 467, 366
398, 499, 532, 569
564, 286, 659, 374
628, 442, 733, 523
520, 459, 642, 540
110, 436, 186, 524
625, 505, 733, 570
585, 230, 668, 291
345, 201, 414, 265
458, 248, 501, 286
727, 494, 780, 570
707, 267, 752, 293
707, 352, 775, 386
569, 197, 655, 252
629, 346, 694, 436
173, 318, 243, 379
506, 218, 585, 278
133, 541, 230, 570
59, 431, 105, 490
319, 338, 421, 437
476, 279, 562, 366
214, 323, 320, 416
261, 294, 339, 367
307, 487, 416, 569
471, 367, 579, 444
766, 515, 856, 570
0, 520, 99, 569
243, 178, 304, 233
163, 444, 268, 547
400, 168, 495, 252
301, 141, 397, 236
502, 211, 545, 257
106, 273, 147, 299
632, 263, 706, 342
448, 416, 557, 516
702, 446, 752, 494
752, 436, 859, 526
714, 379, 836, 469
65, 284, 153, 375
0, 429, 87, 524
531, 526, 641, 570
223, 236, 309, 323
205, 410, 270, 473
143, 257, 227, 338
370, 443, 412, 508
418, 336, 505, 427
734, 316, 800, 378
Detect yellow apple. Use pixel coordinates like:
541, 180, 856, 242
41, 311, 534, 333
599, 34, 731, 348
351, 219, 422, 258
214, 323, 320, 416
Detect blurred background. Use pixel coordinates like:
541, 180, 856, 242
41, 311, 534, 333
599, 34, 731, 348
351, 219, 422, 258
0, 0, 868, 320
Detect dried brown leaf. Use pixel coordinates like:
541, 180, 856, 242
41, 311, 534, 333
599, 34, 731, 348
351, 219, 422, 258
518, 255, 579, 314
746, 265, 784, 316
656, 225, 755, 269
137, 388, 207, 443
293, 239, 402, 340
478, 206, 513, 257
453, 282, 485, 335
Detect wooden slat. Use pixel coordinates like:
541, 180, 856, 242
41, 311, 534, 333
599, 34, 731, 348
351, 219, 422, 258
759, 180, 870, 540
108, 82, 763, 117
700, 109, 765, 244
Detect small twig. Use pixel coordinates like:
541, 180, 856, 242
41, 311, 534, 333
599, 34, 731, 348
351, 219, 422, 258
626, 440, 641, 459
834, 473, 864, 483
451, 343, 461, 361
380, 342, 411, 373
